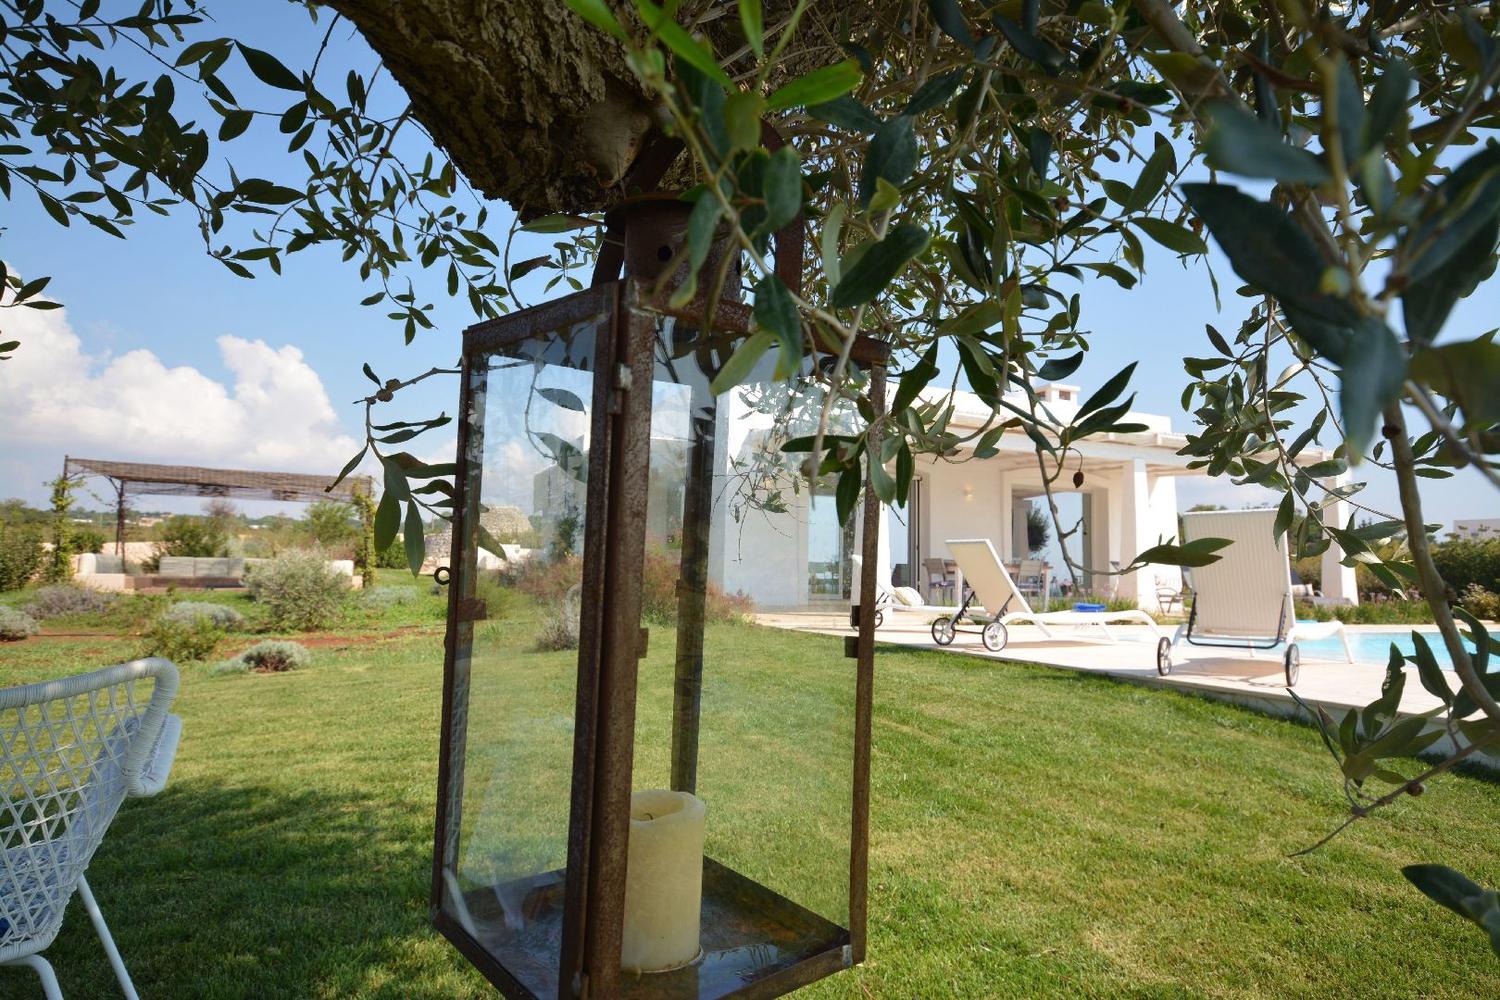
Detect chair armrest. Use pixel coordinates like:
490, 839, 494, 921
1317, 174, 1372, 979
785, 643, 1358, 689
130, 713, 182, 798
120, 657, 181, 797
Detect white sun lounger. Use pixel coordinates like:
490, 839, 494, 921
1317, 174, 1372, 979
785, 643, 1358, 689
931, 538, 1163, 651
873, 585, 982, 625
1157, 508, 1354, 686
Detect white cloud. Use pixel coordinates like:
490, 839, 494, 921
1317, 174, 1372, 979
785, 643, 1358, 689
0, 302, 361, 476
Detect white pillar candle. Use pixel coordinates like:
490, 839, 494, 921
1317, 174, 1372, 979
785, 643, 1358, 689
622, 788, 706, 973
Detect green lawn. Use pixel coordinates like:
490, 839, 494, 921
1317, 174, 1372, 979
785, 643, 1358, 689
3, 587, 1499, 998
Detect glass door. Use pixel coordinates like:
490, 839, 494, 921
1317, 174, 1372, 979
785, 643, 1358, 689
806, 491, 855, 601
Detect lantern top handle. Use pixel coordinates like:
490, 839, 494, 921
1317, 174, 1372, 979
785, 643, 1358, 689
589, 123, 804, 295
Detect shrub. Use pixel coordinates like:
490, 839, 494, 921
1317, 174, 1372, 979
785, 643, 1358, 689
1295, 599, 1436, 625
508, 554, 583, 604
534, 599, 580, 651
235, 639, 312, 673
474, 571, 518, 620
1459, 584, 1500, 622
245, 550, 347, 631
1431, 537, 1500, 597
0, 521, 43, 592
0, 606, 39, 641
639, 549, 753, 625
74, 526, 106, 554
302, 500, 358, 554
153, 514, 229, 560
25, 584, 117, 620
208, 656, 250, 676
1292, 555, 1322, 591
161, 601, 245, 630
375, 535, 408, 569
357, 587, 417, 609
140, 615, 223, 662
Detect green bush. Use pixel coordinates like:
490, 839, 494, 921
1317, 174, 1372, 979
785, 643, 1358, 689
0, 606, 39, 641
245, 550, 347, 631
474, 571, 519, 620
375, 535, 408, 569
1431, 537, 1500, 597
74, 526, 106, 554
1294, 600, 1436, 625
140, 615, 223, 662
639, 548, 752, 625
508, 554, 583, 604
1036, 593, 1146, 615
534, 598, 579, 651
161, 601, 245, 630
0, 521, 43, 592
357, 586, 417, 609
25, 584, 117, 620
154, 513, 229, 559
208, 656, 250, 676
216, 639, 312, 674
1459, 584, 1500, 622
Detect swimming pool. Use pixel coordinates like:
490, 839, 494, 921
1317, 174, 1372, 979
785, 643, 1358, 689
1294, 626, 1480, 667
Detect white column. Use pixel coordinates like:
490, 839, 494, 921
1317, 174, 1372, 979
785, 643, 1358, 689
874, 504, 893, 593
1320, 474, 1360, 605
1117, 458, 1157, 612
996, 469, 1015, 560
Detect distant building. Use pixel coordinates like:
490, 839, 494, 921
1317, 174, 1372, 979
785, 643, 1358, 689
479, 505, 532, 540
1453, 519, 1500, 540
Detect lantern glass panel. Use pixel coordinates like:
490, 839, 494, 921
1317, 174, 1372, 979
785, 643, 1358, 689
624, 316, 870, 988
438, 312, 607, 999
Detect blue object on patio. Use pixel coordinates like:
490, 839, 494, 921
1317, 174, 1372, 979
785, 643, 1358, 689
1073, 602, 1106, 612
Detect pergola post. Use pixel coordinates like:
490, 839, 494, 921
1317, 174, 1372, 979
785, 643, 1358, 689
1320, 473, 1360, 605
113, 479, 127, 558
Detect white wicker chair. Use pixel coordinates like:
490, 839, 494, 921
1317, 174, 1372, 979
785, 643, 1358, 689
1, 658, 182, 1000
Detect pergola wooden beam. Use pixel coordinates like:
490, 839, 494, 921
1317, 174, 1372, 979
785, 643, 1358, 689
63, 456, 374, 555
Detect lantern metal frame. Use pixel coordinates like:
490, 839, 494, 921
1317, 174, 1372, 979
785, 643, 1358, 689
431, 274, 887, 1000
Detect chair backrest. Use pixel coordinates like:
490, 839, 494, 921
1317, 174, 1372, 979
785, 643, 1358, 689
0, 658, 179, 960
946, 539, 1031, 615
1180, 509, 1293, 639
922, 558, 949, 582
1017, 559, 1045, 580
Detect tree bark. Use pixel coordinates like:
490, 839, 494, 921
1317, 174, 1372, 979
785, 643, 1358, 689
325, 0, 862, 214
326, 0, 656, 214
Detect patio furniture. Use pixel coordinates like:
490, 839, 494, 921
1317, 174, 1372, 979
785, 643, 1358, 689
1155, 575, 1184, 614
1, 658, 183, 1000
932, 539, 1163, 651
1156, 508, 1354, 686
922, 558, 955, 604
1014, 559, 1049, 603
873, 585, 989, 629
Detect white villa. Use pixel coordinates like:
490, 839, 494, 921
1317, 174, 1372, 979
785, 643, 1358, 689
704, 381, 1359, 613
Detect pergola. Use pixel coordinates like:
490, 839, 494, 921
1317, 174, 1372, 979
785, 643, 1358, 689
63, 456, 375, 555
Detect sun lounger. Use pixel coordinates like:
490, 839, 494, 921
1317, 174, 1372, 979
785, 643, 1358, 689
872, 585, 983, 628
933, 539, 1163, 651
1157, 508, 1354, 686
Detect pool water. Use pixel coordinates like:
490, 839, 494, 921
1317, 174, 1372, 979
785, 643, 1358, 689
1294, 626, 1480, 667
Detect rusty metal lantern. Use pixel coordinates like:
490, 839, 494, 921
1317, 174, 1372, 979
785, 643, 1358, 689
431, 188, 886, 1000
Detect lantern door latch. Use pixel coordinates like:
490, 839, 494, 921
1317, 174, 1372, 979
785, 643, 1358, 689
457, 597, 488, 622
608, 363, 633, 414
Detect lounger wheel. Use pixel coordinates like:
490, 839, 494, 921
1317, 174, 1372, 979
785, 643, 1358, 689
1284, 644, 1300, 687
931, 617, 956, 646
982, 621, 1007, 652
1156, 636, 1172, 676
873, 610, 884, 630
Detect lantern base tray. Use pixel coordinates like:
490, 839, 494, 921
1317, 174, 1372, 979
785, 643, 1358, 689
445, 856, 851, 1000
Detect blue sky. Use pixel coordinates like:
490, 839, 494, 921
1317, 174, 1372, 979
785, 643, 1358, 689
1, 4, 1493, 541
